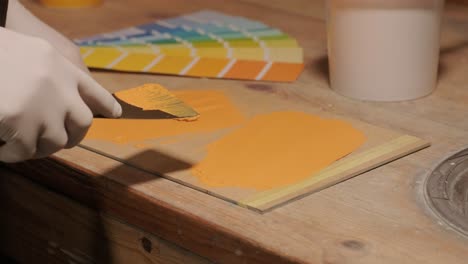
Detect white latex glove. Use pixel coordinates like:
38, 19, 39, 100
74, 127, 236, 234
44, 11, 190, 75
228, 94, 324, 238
6, 0, 89, 73
0, 28, 122, 163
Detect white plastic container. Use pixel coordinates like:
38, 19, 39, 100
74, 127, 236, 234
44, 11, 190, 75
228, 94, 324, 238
326, 0, 445, 101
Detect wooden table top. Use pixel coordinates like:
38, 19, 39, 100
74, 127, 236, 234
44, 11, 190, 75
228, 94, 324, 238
9, 0, 468, 263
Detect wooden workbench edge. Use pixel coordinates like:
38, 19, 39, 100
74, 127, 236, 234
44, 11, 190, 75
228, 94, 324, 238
4, 157, 304, 264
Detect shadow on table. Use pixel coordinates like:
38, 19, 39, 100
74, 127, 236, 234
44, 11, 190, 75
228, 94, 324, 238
0, 149, 193, 263
438, 40, 468, 79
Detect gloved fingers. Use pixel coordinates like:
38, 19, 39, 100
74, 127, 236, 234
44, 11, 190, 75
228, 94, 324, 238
64, 98, 94, 149
0, 122, 18, 144
0, 136, 37, 163
34, 124, 68, 159
75, 67, 122, 118
0, 106, 39, 162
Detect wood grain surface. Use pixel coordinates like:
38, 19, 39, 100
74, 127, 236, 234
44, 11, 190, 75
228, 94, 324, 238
5, 0, 468, 263
0, 166, 210, 264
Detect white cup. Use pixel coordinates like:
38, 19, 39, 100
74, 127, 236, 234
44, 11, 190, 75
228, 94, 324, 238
326, 0, 445, 101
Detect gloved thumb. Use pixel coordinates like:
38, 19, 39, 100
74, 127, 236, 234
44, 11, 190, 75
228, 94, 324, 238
75, 67, 122, 118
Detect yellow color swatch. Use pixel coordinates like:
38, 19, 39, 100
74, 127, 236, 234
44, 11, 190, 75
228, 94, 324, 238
196, 48, 227, 58
113, 53, 158, 71
186, 58, 230, 77
80, 47, 92, 56
84, 48, 122, 68
269, 48, 304, 63
158, 46, 192, 57
148, 56, 194, 74
232, 48, 264, 61
263, 39, 298, 47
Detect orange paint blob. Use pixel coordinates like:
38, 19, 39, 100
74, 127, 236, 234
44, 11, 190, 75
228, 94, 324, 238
114, 83, 199, 118
85, 90, 245, 143
115, 84, 179, 110
115, 84, 172, 110
191, 111, 366, 190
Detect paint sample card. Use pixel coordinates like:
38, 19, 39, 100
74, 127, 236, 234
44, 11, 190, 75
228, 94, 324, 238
76, 10, 304, 82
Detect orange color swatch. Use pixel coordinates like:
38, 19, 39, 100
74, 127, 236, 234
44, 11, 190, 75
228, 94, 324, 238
191, 112, 366, 190
261, 62, 305, 82
85, 90, 245, 143
224, 60, 266, 80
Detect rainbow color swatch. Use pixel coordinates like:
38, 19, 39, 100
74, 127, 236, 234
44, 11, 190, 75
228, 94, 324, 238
76, 10, 304, 82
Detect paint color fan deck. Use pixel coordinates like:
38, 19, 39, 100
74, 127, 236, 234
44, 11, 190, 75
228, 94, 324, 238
76, 10, 304, 82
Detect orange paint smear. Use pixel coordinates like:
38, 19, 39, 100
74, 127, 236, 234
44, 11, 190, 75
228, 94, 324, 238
85, 90, 245, 143
191, 111, 366, 190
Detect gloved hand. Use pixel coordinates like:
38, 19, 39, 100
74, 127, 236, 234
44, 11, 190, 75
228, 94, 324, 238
0, 28, 122, 163
6, 0, 89, 73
